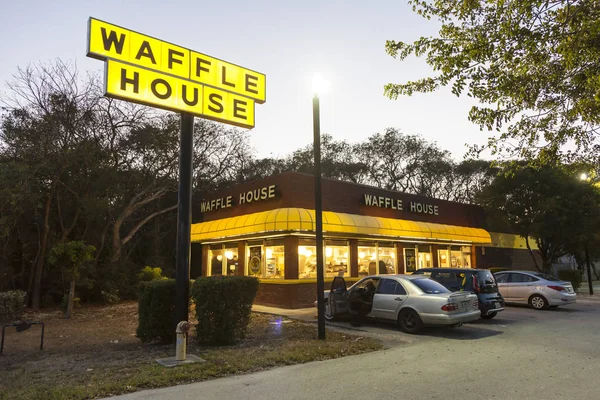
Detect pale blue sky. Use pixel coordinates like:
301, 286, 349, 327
0, 0, 487, 160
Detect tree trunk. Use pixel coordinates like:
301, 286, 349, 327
65, 278, 75, 319
31, 186, 56, 310
111, 214, 126, 262
525, 236, 541, 272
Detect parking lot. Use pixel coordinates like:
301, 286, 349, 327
194, 300, 600, 400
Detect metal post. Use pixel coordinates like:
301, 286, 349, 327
175, 113, 194, 326
585, 243, 594, 295
313, 95, 326, 340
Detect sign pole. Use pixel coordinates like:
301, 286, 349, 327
175, 112, 194, 325
313, 95, 326, 340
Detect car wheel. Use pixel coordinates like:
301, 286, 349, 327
529, 294, 549, 310
324, 299, 335, 321
481, 311, 497, 320
398, 309, 423, 334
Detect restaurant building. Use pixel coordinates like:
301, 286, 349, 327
190, 172, 538, 308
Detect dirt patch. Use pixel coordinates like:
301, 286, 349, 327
0, 302, 382, 400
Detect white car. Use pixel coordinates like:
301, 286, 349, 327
493, 271, 576, 309
316, 275, 481, 333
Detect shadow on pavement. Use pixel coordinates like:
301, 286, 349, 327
418, 325, 504, 340
326, 318, 503, 341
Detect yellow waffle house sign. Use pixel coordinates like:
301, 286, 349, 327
86, 18, 265, 128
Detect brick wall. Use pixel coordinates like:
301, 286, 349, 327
476, 247, 542, 271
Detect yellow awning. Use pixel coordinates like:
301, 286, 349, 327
191, 208, 491, 244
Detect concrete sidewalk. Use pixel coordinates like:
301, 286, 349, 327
252, 304, 316, 322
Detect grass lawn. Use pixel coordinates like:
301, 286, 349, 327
0, 302, 382, 400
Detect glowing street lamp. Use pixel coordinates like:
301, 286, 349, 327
312, 74, 329, 340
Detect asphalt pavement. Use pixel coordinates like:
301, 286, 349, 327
109, 302, 600, 400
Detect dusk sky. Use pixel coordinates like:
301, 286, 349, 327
0, 0, 488, 160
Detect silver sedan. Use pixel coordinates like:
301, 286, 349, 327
493, 271, 577, 309
318, 274, 481, 333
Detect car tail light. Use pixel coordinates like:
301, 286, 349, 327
548, 285, 565, 292
472, 275, 480, 293
441, 303, 459, 311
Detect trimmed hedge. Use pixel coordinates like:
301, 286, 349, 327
558, 269, 582, 291
0, 291, 26, 321
191, 276, 259, 345
136, 279, 176, 343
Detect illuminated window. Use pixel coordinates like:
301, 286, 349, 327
358, 243, 377, 276
378, 243, 396, 274
438, 247, 450, 268
224, 245, 239, 276
208, 245, 224, 275
265, 245, 285, 279
358, 242, 395, 276
246, 243, 264, 278
417, 245, 432, 269
298, 245, 317, 279
209, 244, 238, 275
325, 240, 349, 278
461, 246, 472, 268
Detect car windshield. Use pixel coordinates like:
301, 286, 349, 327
532, 272, 561, 282
411, 278, 450, 294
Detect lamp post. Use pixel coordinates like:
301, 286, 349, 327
579, 173, 595, 295
312, 76, 329, 340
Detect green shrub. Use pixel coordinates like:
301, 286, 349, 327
0, 290, 26, 321
101, 289, 121, 305
138, 266, 166, 282
136, 279, 176, 343
558, 269, 582, 291
60, 294, 81, 311
191, 276, 259, 345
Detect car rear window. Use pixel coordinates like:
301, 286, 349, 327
476, 271, 496, 285
532, 272, 561, 282
411, 278, 450, 294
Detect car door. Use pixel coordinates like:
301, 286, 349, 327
328, 276, 349, 317
494, 273, 510, 300
509, 273, 538, 303
371, 278, 408, 320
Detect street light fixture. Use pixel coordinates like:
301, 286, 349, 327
312, 74, 329, 340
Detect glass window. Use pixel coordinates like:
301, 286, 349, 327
224, 245, 239, 276
247, 245, 263, 278
532, 272, 560, 282
376, 279, 407, 295
325, 242, 349, 278
494, 273, 509, 283
265, 245, 284, 279
450, 246, 463, 268
438, 247, 450, 268
411, 278, 451, 294
462, 246, 472, 268
417, 245, 432, 269
377, 279, 398, 294
298, 245, 317, 278
404, 247, 417, 273
475, 271, 496, 286
509, 273, 536, 283
358, 244, 377, 276
394, 282, 407, 295
432, 271, 460, 288
353, 277, 379, 290
208, 245, 224, 275
378, 244, 396, 274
